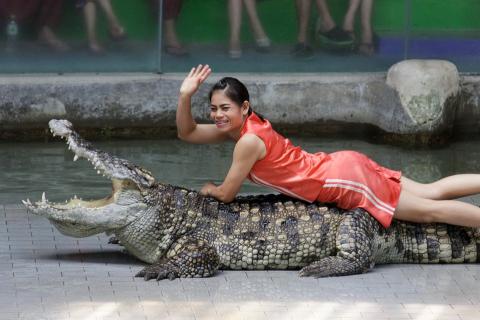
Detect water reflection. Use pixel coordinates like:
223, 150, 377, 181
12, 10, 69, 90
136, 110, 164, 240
1, 137, 480, 204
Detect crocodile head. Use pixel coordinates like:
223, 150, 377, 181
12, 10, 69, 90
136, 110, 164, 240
23, 119, 156, 237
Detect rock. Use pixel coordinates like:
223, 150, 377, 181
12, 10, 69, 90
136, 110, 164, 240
386, 59, 460, 134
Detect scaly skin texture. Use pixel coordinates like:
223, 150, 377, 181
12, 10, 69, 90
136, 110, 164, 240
24, 119, 480, 281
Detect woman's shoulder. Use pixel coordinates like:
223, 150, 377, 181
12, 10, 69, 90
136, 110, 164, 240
236, 133, 267, 160
237, 133, 265, 148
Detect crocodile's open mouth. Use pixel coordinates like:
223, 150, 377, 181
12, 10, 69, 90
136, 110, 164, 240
23, 119, 150, 211
23, 157, 141, 211
23, 119, 152, 237
23, 178, 138, 210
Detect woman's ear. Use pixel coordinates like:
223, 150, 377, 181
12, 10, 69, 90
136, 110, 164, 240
242, 101, 250, 115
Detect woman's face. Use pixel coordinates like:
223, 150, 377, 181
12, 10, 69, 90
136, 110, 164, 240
210, 90, 249, 134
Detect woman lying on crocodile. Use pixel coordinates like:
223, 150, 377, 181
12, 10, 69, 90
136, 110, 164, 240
176, 64, 480, 229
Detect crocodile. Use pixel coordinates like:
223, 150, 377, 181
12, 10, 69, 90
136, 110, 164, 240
24, 119, 480, 281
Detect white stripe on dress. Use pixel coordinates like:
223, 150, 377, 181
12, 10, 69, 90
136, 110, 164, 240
325, 178, 395, 211
323, 182, 394, 215
249, 172, 312, 202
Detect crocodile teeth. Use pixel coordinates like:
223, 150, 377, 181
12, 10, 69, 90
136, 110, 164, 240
97, 170, 101, 175
22, 200, 28, 206
42, 192, 47, 203
73, 155, 79, 162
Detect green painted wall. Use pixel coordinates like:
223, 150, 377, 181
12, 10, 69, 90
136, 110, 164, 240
58, 0, 480, 42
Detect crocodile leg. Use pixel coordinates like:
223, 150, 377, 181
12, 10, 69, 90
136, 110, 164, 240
299, 209, 377, 277
135, 238, 220, 281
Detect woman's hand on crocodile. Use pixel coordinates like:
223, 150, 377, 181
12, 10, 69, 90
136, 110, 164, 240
200, 181, 216, 197
179, 64, 212, 97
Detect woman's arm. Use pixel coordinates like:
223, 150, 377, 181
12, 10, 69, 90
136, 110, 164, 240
176, 65, 228, 144
200, 134, 266, 202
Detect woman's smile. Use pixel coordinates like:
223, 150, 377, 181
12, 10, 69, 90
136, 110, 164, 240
215, 119, 230, 128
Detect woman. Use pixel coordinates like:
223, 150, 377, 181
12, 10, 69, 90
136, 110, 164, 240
177, 64, 480, 229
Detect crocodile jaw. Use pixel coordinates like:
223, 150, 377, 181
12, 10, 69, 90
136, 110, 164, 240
23, 119, 154, 237
23, 179, 146, 237
48, 119, 155, 188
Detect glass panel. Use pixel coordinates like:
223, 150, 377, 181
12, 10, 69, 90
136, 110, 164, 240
162, 0, 408, 73
408, 0, 480, 72
0, 0, 159, 73
8, 1, 480, 73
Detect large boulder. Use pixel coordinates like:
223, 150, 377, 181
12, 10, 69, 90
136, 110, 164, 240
386, 59, 460, 135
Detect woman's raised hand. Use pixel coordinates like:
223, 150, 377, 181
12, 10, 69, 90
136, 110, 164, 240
179, 64, 212, 97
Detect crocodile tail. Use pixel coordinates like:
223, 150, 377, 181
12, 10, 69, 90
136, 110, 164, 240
375, 221, 480, 264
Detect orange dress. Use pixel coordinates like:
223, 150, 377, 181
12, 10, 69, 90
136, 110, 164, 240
241, 112, 402, 228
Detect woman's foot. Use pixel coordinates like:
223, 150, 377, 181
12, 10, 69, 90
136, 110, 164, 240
229, 41, 242, 59
109, 25, 126, 41
357, 33, 379, 56
358, 43, 375, 56
255, 37, 271, 53
165, 45, 189, 56
229, 49, 242, 59
38, 27, 70, 52
88, 41, 105, 55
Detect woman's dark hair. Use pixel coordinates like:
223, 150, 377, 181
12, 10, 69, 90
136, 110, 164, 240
209, 77, 251, 113
208, 77, 265, 121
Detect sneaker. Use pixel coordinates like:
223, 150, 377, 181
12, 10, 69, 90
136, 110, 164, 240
318, 26, 354, 45
291, 43, 313, 58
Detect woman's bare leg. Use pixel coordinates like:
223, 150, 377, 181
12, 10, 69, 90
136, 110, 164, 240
360, 0, 374, 44
402, 175, 480, 200
228, 0, 242, 54
95, 0, 124, 38
295, 0, 311, 44
164, 19, 182, 48
342, 0, 361, 32
83, 1, 103, 53
243, 0, 268, 42
394, 189, 480, 227
315, 0, 336, 32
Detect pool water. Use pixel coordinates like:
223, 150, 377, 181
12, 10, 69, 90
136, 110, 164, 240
2, 137, 480, 205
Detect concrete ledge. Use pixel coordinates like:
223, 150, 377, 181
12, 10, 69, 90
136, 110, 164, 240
0, 72, 479, 144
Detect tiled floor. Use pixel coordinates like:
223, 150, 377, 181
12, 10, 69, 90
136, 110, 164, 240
2, 204, 480, 320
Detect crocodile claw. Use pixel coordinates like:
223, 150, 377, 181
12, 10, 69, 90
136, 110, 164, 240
108, 236, 121, 245
135, 264, 179, 281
